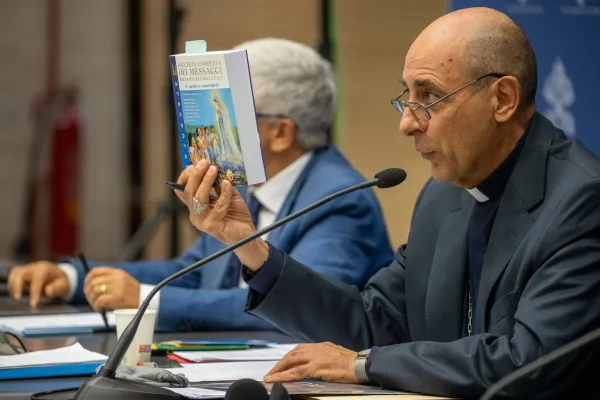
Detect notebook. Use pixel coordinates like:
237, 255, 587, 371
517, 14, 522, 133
0, 312, 116, 337
0, 342, 107, 380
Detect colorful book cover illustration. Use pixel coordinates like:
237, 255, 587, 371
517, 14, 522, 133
169, 50, 266, 186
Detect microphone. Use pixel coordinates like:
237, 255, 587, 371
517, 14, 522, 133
70, 168, 407, 400
225, 379, 268, 400
480, 325, 600, 400
375, 168, 406, 188
223, 380, 290, 400
269, 382, 291, 399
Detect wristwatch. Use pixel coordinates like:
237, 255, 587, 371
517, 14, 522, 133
354, 348, 371, 384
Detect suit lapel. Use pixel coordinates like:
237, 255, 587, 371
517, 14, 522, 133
265, 148, 324, 244
475, 113, 553, 332
474, 184, 534, 332
425, 191, 473, 342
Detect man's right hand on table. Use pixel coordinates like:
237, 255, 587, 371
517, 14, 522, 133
7, 261, 70, 307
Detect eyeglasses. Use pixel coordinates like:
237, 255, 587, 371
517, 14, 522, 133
256, 113, 298, 129
256, 113, 292, 120
0, 331, 28, 355
390, 73, 505, 121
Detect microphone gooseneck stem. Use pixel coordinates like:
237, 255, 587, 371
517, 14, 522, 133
100, 177, 380, 376
480, 325, 600, 400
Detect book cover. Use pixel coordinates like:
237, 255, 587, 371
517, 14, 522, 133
169, 50, 266, 186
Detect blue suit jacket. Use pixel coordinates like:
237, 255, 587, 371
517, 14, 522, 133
70, 146, 394, 332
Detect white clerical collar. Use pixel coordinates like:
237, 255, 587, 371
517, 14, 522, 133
251, 151, 314, 215
466, 187, 490, 203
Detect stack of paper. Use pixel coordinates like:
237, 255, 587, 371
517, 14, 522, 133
167, 360, 278, 383
0, 312, 116, 337
0, 342, 108, 380
173, 344, 296, 363
167, 387, 226, 399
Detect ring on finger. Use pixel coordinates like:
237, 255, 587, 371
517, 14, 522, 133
96, 284, 107, 295
192, 197, 206, 215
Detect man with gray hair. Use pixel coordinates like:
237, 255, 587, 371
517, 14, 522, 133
8, 38, 394, 332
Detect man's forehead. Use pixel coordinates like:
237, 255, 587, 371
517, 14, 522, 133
401, 25, 468, 85
401, 48, 464, 89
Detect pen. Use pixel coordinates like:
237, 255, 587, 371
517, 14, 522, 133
165, 181, 185, 191
165, 181, 219, 201
78, 252, 110, 330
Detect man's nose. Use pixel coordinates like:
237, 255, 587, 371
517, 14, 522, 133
399, 107, 425, 137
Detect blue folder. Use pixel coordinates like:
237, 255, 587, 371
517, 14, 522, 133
0, 361, 103, 380
0, 324, 112, 338
19, 326, 113, 337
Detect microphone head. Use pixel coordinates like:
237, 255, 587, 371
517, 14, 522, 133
270, 382, 291, 399
225, 379, 269, 400
375, 168, 407, 188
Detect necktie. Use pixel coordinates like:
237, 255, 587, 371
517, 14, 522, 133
227, 193, 262, 287
247, 192, 262, 228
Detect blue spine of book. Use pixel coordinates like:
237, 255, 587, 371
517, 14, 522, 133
0, 361, 104, 380
169, 55, 192, 169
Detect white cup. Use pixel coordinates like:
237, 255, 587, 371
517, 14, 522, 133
114, 308, 157, 366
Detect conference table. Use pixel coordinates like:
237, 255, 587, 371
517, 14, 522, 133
0, 297, 448, 399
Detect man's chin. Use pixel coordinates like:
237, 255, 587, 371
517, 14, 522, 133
430, 164, 451, 183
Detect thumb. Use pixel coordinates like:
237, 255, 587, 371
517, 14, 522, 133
44, 278, 68, 299
44, 283, 55, 298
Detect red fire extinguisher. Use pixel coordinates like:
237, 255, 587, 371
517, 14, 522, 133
48, 87, 82, 259
13, 1, 82, 261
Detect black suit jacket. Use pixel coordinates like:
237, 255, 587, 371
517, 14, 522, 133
246, 113, 600, 399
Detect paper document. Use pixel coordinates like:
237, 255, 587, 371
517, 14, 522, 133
167, 387, 226, 399
173, 344, 296, 363
0, 342, 107, 368
171, 380, 411, 398
167, 360, 278, 383
0, 312, 116, 335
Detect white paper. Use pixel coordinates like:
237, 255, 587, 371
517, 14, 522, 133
0, 342, 107, 368
167, 360, 278, 383
173, 344, 296, 363
167, 387, 226, 399
0, 312, 116, 333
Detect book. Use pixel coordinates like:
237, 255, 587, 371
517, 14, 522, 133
0, 342, 107, 380
169, 49, 267, 187
0, 312, 116, 337
159, 340, 277, 346
152, 344, 249, 352
151, 339, 277, 353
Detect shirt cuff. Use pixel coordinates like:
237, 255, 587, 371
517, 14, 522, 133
241, 243, 284, 296
366, 346, 381, 375
58, 263, 78, 302
140, 284, 161, 311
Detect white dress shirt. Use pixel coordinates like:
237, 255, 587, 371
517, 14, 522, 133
59, 151, 314, 312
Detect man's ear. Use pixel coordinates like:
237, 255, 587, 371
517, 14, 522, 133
492, 76, 520, 123
269, 119, 297, 153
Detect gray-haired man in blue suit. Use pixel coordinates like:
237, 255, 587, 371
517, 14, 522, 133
8, 38, 394, 332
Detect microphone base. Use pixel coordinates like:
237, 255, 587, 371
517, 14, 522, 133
72, 376, 184, 400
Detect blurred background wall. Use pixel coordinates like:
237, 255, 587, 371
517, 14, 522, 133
0, 0, 444, 263
0, 0, 129, 261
